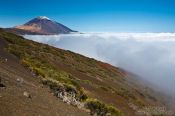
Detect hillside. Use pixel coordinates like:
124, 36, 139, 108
0, 29, 171, 116
5, 16, 76, 35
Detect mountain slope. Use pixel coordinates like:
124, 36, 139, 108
0, 31, 88, 116
0, 29, 172, 116
6, 16, 76, 35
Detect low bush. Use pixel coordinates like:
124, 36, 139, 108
99, 86, 109, 91
42, 78, 87, 101
85, 98, 124, 116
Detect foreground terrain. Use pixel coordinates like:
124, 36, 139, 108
0, 29, 173, 116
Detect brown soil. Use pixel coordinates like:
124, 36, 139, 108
0, 38, 88, 116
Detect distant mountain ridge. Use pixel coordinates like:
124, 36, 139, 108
5, 16, 77, 35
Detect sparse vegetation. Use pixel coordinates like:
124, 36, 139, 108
99, 86, 109, 91
114, 88, 136, 100
135, 99, 145, 107
0, 29, 124, 115
1, 29, 167, 116
41, 78, 87, 101
85, 98, 124, 116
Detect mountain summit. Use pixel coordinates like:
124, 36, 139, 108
36, 16, 51, 20
6, 16, 76, 35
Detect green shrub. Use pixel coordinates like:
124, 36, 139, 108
107, 105, 124, 116
42, 79, 61, 90
85, 98, 107, 115
33, 67, 46, 77
152, 114, 164, 116
135, 99, 145, 107
99, 86, 109, 91
115, 88, 136, 100
85, 98, 124, 116
41, 78, 87, 101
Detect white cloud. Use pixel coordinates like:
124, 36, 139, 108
25, 33, 175, 97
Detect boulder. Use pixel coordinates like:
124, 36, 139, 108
23, 91, 31, 98
16, 78, 24, 84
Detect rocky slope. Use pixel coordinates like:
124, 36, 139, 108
0, 29, 173, 116
5, 16, 76, 35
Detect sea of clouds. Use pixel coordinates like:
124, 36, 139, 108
25, 33, 175, 97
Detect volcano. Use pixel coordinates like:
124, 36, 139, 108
6, 16, 76, 35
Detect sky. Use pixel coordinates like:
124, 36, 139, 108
0, 0, 175, 32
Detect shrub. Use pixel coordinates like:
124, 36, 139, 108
42, 79, 62, 90
85, 98, 124, 116
107, 105, 124, 116
85, 98, 107, 115
33, 67, 46, 77
152, 114, 164, 116
135, 99, 145, 107
99, 86, 109, 91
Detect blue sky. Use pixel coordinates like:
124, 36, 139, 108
0, 0, 175, 32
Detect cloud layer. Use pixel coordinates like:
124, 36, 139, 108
25, 33, 175, 97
